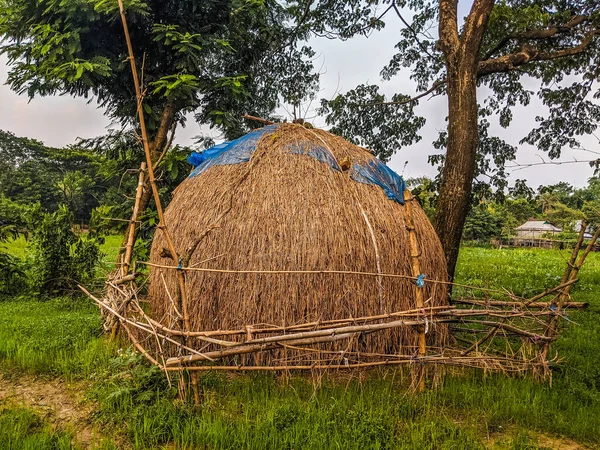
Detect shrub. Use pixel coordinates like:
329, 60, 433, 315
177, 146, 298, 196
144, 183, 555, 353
30, 205, 103, 296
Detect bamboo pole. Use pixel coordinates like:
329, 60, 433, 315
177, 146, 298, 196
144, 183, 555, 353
164, 356, 542, 372
117, 0, 191, 333
537, 223, 600, 378
455, 300, 586, 310
121, 161, 146, 277
403, 190, 427, 391
117, 0, 198, 400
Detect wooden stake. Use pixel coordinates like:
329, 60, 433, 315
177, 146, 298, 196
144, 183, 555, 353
117, 0, 196, 401
403, 190, 426, 391
121, 161, 146, 277
537, 222, 600, 378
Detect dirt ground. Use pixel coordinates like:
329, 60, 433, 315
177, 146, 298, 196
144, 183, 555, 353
0, 373, 591, 449
0, 374, 100, 448
483, 429, 590, 449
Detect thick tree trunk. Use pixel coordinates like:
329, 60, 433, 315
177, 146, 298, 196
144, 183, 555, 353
433, 65, 479, 282
434, 0, 495, 283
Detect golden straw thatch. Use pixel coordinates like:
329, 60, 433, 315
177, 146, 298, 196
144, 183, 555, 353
147, 123, 448, 366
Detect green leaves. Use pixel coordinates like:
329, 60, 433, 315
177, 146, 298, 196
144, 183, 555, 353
91, 0, 150, 18
319, 84, 425, 162
215, 75, 248, 96
1, 0, 318, 139
150, 73, 200, 99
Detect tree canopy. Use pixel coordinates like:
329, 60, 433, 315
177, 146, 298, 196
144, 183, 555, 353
305, 0, 600, 279
0, 0, 318, 146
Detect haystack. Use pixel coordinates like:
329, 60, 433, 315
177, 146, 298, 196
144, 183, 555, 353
147, 123, 448, 366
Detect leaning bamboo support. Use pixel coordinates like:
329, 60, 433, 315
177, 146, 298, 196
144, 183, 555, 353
536, 223, 600, 378
167, 355, 544, 373
403, 190, 427, 391
81, 285, 216, 361
117, 0, 199, 399
117, 0, 191, 335
121, 161, 146, 277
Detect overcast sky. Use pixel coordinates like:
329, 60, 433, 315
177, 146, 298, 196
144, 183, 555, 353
1, 20, 598, 190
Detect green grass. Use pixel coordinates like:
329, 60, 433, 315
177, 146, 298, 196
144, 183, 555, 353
455, 247, 600, 298
0, 298, 116, 379
1, 236, 29, 260
100, 234, 123, 268
0, 405, 74, 450
2, 233, 122, 264
1, 246, 599, 448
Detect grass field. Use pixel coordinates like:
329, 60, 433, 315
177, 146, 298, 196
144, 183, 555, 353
0, 242, 599, 449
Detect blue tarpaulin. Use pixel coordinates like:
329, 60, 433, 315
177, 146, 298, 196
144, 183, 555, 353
187, 125, 405, 205
350, 160, 406, 204
188, 125, 279, 177
284, 141, 341, 172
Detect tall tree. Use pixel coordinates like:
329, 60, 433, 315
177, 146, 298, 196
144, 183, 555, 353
0, 0, 318, 217
309, 0, 600, 281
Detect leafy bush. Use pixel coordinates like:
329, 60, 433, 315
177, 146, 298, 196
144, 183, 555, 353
0, 197, 31, 298
30, 205, 103, 296
0, 252, 28, 298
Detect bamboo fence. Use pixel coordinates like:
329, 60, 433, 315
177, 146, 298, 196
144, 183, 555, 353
82, 2, 597, 397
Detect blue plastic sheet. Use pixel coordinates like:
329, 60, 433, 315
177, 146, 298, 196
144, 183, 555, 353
350, 159, 406, 205
187, 125, 405, 205
284, 141, 341, 172
188, 124, 279, 177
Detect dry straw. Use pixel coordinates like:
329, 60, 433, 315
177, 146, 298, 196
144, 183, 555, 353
147, 123, 449, 366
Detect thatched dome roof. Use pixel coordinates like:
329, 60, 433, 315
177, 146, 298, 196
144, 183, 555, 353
148, 123, 448, 365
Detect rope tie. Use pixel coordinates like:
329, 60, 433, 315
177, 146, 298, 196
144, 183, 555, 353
416, 273, 426, 288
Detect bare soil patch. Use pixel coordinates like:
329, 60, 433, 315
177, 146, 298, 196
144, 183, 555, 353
0, 374, 100, 448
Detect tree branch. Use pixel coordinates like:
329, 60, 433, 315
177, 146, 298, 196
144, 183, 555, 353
478, 28, 600, 76
391, 3, 435, 59
364, 79, 447, 107
461, 0, 496, 61
437, 0, 460, 55
483, 15, 589, 60
154, 121, 177, 168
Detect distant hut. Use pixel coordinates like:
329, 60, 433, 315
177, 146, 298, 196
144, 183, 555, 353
147, 123, 448, 366
515, 220, 562, 238
513, 220, 562, 248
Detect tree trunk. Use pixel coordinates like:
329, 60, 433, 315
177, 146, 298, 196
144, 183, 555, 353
434, 0, 495, 283
433, 63, 479, 282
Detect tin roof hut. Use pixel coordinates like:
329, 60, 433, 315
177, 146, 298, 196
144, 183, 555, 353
147, 123, 449, 366
515, 220, 562, 238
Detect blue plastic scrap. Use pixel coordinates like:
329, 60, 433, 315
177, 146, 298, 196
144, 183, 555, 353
350, 159, 406, 204
186, 125, 405, 205
187, 124, 279, 177
284, 141, 341, 172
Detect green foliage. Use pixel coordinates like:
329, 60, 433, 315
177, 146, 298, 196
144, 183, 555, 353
0, 0, 319, 140
406, 177, 600, 242
30, 206, 102, 296
463, 204, 503, 242
319, 84, 425, 162
0, 252, 27, 299
0, 197, 35, 298
0, 405, 73, 450
544, 203, 583, 231
304, 0, 600, 192
0, 129, 116, 223
406, 176, 436, 219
